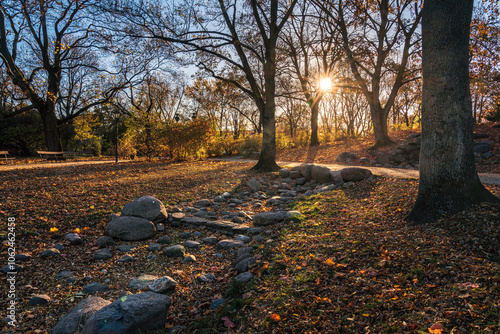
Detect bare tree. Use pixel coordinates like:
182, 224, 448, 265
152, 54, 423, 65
407, 0, 499, 224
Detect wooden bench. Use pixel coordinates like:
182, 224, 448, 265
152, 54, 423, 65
37, 151, 66, 161
0, 151, 15, 163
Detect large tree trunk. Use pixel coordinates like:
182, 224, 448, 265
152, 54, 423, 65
370, 103, 393, 148
310, 99, 320, 146
407, 0, 499, 224
40, 107, 62, 151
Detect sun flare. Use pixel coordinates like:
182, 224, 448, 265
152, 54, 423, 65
319, 77, 332, 91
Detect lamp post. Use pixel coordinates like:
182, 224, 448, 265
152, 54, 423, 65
113, 110, 120, 163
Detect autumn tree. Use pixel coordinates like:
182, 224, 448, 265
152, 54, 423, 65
105, 0, 298, 171
281, 1, 343, 146
0, 0, 139, 151
407, 0, 499, 224
313, 0, 422, 148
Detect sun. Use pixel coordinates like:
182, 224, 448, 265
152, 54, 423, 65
319, 77, 332, 91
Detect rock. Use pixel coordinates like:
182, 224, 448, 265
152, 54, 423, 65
14, 253, 31, 262
235, 272, 254, 283
121, 195, 168, 224
94, 248, 112, 261
41, 248, 61, 259
149, 276, 177, 294
247, 178, 262, 192
359, 157, 370, 163
182, 255, 196, 263
51, 297, 111, 334
229, 198, 243, 205
340, 167, 372, 182
56, 271, 74, 280
284, 211, 302, 221
54, 243, 65, 251
65, 233, 83, 245
232, 216, 244, 224
474, 143, 493, 153
202, 237, 218, 245
148, 243, 161, 251
237, 247, 254, 257
155, 223, 165, 232
97, 236, 115, 248
217, 239, 245, 249
279, 168, 290, 178
235, 235, 251, 244
158, 236, 171, 244
178, 232, 192, 239
128, 274, 158, 290
106, 216, 156, 241
311, 165, 332, 184
252, 212, 284, 226
330, 170, 344, 186
29, 294, 51, 306
184, 240, 200, 248
235, 257, 256, 273
193, 199, 211, 207
336, 152, 356, 163
81, 292, 171, 334
295, 177, 307, 185
116, 245, 136, 253
1, 264, 24, 274
118, 255, 135, 263
209, 298, 225, 310
247, 227, 263, 235
83, 282, 109, 294
163, 245, 185, 258
197, 273, 215, 283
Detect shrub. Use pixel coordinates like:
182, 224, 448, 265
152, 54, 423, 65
164, 118, 213, 160
239, 134, 262, 158
207, 137, 242, 156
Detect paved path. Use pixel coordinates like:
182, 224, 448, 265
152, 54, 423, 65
211, 157, 500, 186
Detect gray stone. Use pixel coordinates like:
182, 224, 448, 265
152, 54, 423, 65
247, 178, 262, 192
247, 227, 263, 235
182, 255, 196, 263
121, 195, 168, 224
193, 231, 204, 238
474, 143, 493, 153
163, 245, 185, 258
54, 243, 65, 251
193, 199, 211, 207
279, 168, 290, 178
158, 236, 171, 244
285, 211, 302, 221
51, 297, 111, 334
116, 245, 136, 253
83, 282, 109, 294
146, 254, 157, 260
179, 232, 192, 239
94, 248, 112, 261
106, 216, 156, 241
14, 253, 31, 262
217, 239, 245, 249
184, 240, 200, 248
81, 292, 171, 334
148, 276, 177, 294
330, 170, 344, 186
118, 255, 135, 263
155, 223, 165, 232
340, 167, 372, 182
235, 257, 256, 273
359, 157, 370, 163
229, 198, 243, 205
148, 243, 162, 251
336, 152, 356, 163
311, 165, 332, 184
97, 236, 115, 248
56, 271, 74, 280
235, 272, 254, 283
202, 237, 218, 245
1, 264, 23, 274
128, 274, 158, 290
41, 248, 61, 259
232, 216, 244, 224
65, 233, 83, 245
295, 164, 314, 180
29, 294, 51, 306
237, 247, 254, 257
197, 273, 215, 283
235, 235, 251, 244
295, 177, 307, 185
194, 211, 209, 218
252, 212, 284, 226
209, 298, 225, 310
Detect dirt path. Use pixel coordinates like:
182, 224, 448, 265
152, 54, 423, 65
212, 157, 500, 186
0, 159, 130, 171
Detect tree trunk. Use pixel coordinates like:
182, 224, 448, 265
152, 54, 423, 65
310, 100, 320, 146
40, 107, 62, 151
370, 104, 393, 148
407, 0, 499, 224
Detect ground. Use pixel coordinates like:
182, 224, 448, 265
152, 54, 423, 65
0, 123, 499, 333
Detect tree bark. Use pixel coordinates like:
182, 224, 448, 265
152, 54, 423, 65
310, 99, 320, 146
370, 103, 393, 148
407, 0, 499, 224
39, 106, 62, 151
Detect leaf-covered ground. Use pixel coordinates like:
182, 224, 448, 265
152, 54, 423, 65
0, 160, 499, 333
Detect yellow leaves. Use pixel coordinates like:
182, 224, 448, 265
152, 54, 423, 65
73, 228, 81, 233
90, 205, 94, 209
270, 313, 281, 321
325, 257, 335, 266
428, 323, 443, 334
50, 227, 58, 232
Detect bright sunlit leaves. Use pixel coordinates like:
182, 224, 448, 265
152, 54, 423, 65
50, 227, 58, 232
270, 313, 281, 321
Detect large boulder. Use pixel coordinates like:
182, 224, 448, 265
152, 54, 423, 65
121, 196, 168, 224
335, 152, 356, 163
106, 216, 156, 241
311, 165, 332, 184
292, 164, 314, 180
51, 297, 111, 334
340, 167, 372, 182
81, 292, 171, 334
252, 212, 284, 226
